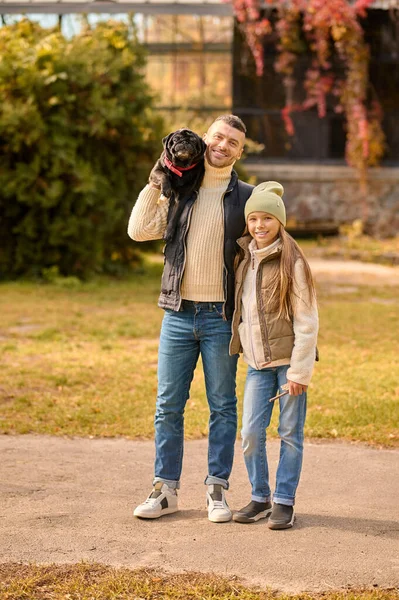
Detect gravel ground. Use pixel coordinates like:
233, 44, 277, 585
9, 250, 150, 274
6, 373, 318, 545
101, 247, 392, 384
1, 435, 398, 593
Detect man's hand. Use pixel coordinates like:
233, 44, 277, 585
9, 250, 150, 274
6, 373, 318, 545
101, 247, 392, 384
149, 182, 161, 190
288, 379, 307, 397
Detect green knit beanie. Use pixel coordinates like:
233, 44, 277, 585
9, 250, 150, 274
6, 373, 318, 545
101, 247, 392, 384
244, 181, 286, 226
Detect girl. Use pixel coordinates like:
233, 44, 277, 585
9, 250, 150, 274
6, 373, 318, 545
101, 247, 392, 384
230, 181, 319, 529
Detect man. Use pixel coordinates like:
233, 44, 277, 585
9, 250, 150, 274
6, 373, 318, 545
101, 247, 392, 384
128, 115, 253, 522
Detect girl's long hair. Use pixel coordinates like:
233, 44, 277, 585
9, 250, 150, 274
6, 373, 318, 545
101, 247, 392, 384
235, 225, 317, 320
275, 227, 316, 319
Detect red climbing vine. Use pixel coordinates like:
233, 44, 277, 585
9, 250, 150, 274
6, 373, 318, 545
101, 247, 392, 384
230, 0, 386, 178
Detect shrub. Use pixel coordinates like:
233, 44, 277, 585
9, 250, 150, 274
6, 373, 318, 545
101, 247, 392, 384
0, 18, 165, 278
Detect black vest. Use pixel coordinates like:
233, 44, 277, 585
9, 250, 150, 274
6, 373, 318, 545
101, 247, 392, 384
158, 170, 254, 320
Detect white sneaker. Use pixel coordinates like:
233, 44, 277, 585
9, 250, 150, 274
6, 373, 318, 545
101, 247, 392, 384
206, 484, 232, 523
133, 482, 178, 519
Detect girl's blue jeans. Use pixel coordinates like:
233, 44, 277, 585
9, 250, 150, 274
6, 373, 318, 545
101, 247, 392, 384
153, 301, 238, 490
242, 364, 307, 506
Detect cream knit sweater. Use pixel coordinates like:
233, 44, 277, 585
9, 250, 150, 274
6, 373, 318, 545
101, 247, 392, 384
127, 159, 233, 302
181, 160, 232, 301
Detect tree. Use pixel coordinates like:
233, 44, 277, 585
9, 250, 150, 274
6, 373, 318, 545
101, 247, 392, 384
0, 18, 164, 278
231, 0, 387, 180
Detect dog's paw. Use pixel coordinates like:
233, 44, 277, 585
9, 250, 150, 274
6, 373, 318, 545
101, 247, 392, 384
161, 184, 172, 199
159, 193, 170, 202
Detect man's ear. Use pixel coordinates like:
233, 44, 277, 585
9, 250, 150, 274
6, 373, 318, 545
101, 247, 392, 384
162, 132, 174, 148
202, 132, 208, 144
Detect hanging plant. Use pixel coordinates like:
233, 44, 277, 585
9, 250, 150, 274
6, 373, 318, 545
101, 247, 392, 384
233, 0, 273, 75
230, 0, 386, 180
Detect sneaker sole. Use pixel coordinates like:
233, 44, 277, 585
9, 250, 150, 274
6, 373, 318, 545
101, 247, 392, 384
208, 512, 232, 523
233, 509, 272, 524
133, 506, 179, 519
268, 514, 295, 530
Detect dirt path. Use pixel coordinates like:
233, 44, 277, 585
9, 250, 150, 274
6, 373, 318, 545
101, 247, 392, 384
1, 435, 398, 593
308, 258, 399, 286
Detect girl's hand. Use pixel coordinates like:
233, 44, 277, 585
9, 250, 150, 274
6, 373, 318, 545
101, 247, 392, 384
288, 379, 308, 397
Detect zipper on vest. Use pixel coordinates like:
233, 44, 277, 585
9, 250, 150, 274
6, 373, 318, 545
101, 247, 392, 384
235, 259, 249, 316
231, 252, 250, 354
249, 253, 260, 369
256, 261, 272, 363
221, 187, 233, 321
177, 193, 197, 311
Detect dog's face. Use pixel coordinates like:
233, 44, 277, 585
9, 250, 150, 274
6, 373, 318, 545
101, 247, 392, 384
163, 129, 206, 167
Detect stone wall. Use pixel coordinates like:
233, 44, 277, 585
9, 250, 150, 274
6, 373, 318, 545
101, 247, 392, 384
243, 163, 399, 238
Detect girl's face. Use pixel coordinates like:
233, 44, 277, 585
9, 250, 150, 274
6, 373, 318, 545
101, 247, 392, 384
247, 211, 280, 249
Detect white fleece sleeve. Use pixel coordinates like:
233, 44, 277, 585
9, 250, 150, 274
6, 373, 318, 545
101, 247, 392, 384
127, 185, 170, 241
287, 259, 319, 386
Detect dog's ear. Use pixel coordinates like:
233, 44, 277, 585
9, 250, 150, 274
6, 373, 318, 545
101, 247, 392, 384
199, 138, 207, 154
162, 132, 174, 148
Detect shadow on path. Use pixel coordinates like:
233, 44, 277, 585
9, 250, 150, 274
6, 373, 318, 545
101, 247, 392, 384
296, 513, 399, 539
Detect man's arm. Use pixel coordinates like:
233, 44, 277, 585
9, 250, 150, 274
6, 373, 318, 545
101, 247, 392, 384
127, 183, 170, 242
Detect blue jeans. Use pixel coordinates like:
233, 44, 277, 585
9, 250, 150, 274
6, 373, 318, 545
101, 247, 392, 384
154, 301, 238, 490
241, 364, 307, 506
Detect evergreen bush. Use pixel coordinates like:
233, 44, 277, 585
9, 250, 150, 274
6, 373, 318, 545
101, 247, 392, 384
0, 19, 165, 278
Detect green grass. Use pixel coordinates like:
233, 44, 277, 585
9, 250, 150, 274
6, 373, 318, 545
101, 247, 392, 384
0, 564, 397, 600
0, 261, 398, 446
298, 234, 399, 265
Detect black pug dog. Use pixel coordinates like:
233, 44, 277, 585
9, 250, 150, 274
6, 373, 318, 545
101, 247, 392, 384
149, 128, 207, 242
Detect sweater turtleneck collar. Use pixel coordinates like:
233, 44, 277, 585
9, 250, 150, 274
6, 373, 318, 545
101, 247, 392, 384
249, 237, 281, 263
201, 157, 234, 189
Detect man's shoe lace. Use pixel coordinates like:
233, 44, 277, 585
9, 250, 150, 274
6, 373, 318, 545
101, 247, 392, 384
211, 499, 225, 510
144, 489, 163, 504
144, 497, 158, 505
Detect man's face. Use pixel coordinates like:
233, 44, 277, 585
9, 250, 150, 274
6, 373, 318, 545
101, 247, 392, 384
203, 121, 245, 168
